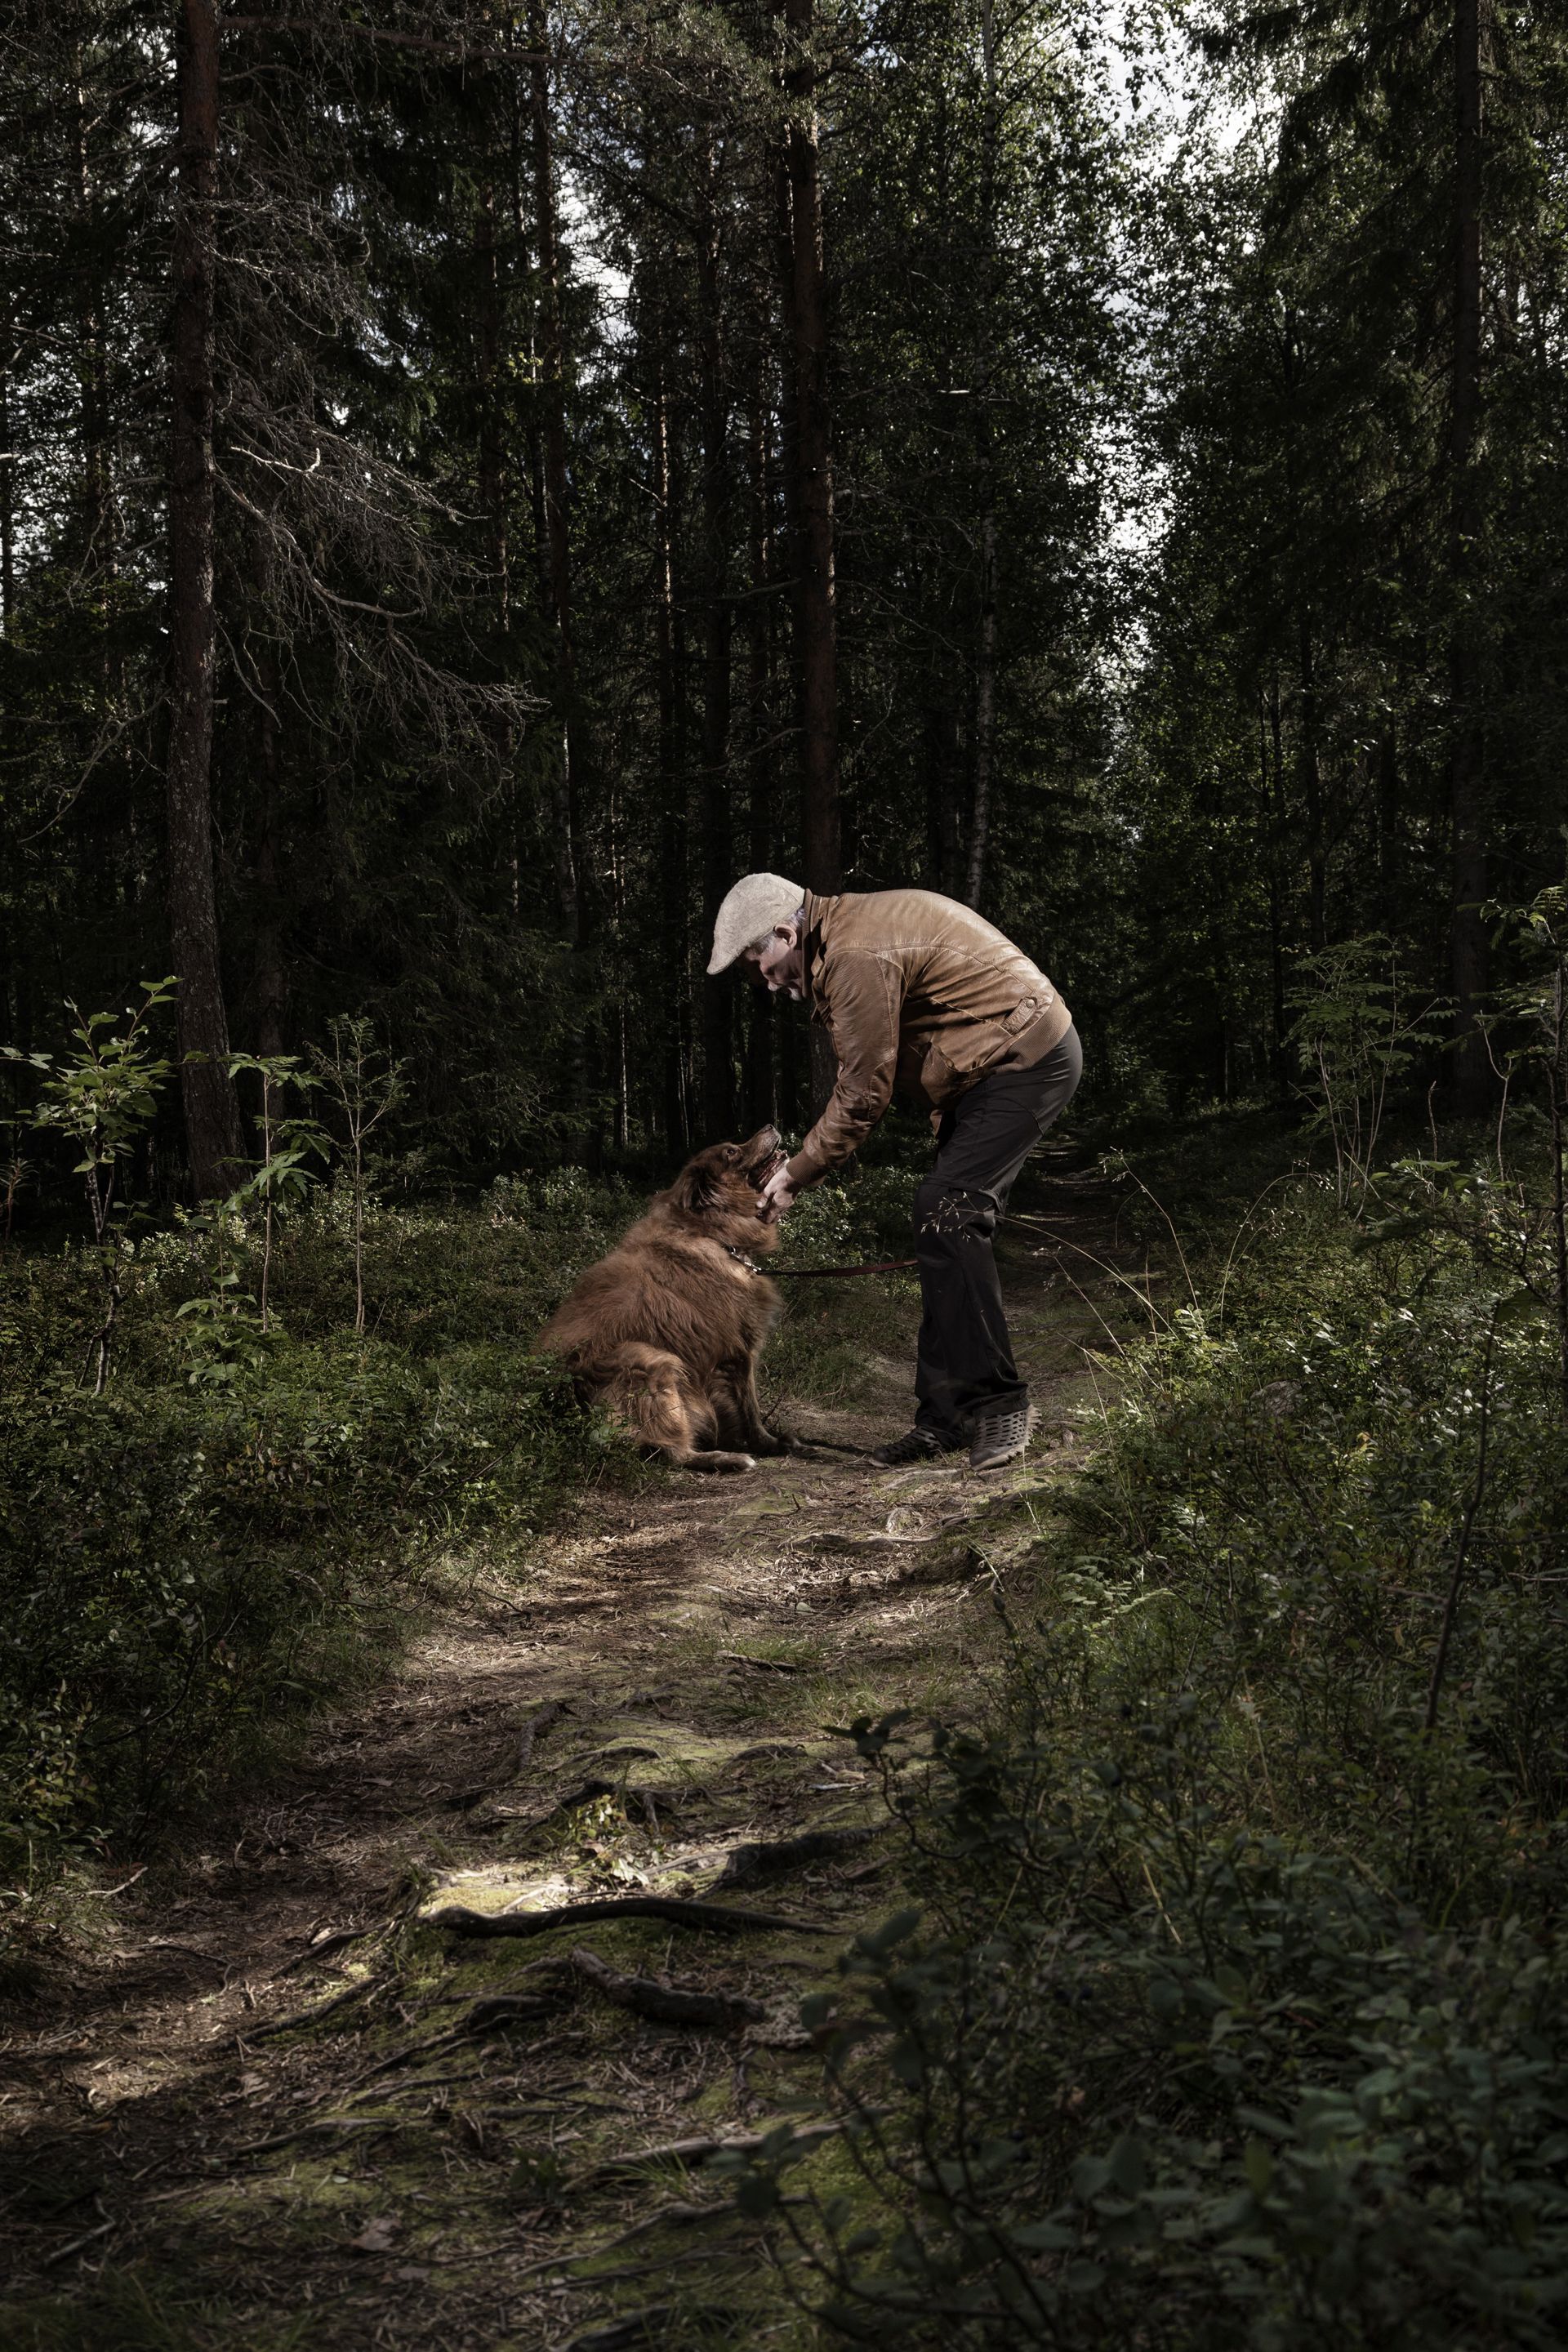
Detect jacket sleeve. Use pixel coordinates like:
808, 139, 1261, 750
786, 951, 904, 1187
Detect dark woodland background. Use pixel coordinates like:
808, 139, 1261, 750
6, 0, 1565, 1195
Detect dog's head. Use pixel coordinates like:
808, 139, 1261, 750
661, 1125, 786, 1247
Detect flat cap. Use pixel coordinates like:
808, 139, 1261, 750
706, 872, 805, 975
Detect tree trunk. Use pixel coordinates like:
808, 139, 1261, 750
963, 0, 1000, 911
1259, 683, 1289, 1093
776, 0, 840, 902
168, 0, 243, 1196
776, 0, 840, 1117
1377, 724, 1401, 930
653, 354, 688, 1154
964, 504, 998, 907
1298, 618, 1327, 952
744, 361, 777, 1133
697, 143, 735, 1142
924, 700, 961, 893
252, 630, 287, 1058
0, 326, 15, 632
474, 181, 509, 625
1448, 0, 1490, 1111
528, 0, 580, 944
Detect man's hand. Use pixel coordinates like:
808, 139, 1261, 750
757, 1163, 797, 1223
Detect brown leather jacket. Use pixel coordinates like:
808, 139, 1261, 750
785, 888, 1071, 1187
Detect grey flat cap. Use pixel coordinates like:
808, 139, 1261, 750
707, 872, 805, 975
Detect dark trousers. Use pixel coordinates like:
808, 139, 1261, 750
913, 1025, 1082, 1438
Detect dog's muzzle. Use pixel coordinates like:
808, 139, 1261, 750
745, 1130, 786, 1187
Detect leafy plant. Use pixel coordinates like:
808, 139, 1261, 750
2, 980, 176, 1390
1483, 870, 1568, 1404
309, 1017, 406, 1334
222, 1054, 328, 1333
1286, 937, 1446, 1214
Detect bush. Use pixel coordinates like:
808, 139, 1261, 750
0, 1183, 623, 1890
730, 1165, 1568, 2347
0, 1154, 915, 1895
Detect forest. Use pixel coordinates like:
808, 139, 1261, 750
4, 1, 1568, 2346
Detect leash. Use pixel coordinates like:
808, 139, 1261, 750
723, 1240, 917, 1280
771, 1258, 918, 1279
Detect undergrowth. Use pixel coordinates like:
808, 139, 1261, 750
0, 1158, 911, 1917
730, 1136, 1568, 2349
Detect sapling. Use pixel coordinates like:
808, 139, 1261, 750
223, 1054, 327, 1331
2, 979, 176, 1390
1287, 937, 1446, 1213
310, 1016, 406, 1334
0, 1130, 30, 1258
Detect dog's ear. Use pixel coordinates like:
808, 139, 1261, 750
670, 1158, 723, 1215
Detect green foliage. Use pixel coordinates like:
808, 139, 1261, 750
736, 1159, 1568, 2346
1286, 938, 1446, 1210
2, 982, 177, 1390
0, 1180, 635, 1896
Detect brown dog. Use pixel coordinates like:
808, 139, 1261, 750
538, 1126, 790, 1473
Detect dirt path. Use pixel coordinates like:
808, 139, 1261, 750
2, 1210, 1132, 2352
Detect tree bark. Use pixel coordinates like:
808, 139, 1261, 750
528, 0, 580, 945
168, 0, 243, 1196
697, 142, 736, 1141
964, 505, 997, 907
743, 365, 777, 1134
252, 623, 287, 1059
1298, 618, 1327, 952
474, 181, 509, 625
0, 327, 15, 632
776, 0, 840, 902
963, 0, 1000, 911
1448, 0, 1490, 1111
652, 352, 689, 1154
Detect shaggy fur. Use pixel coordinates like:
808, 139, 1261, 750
538, 1126, 789, 1473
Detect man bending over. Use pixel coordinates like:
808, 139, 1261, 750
708, 875, 1081, 1473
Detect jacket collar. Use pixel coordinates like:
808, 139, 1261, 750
799, 888, 836, 1015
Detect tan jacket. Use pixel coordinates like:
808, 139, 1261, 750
786, 888, 1071, 1187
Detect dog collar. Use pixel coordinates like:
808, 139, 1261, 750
723, 1243, 763, 1276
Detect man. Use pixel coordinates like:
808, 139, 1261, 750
707, 872, 1081, 1472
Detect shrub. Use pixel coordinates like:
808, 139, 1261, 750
730, 1166, 1568, 2347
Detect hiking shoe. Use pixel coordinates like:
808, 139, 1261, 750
872, 1426, 964, 1468
969, 1401, 1036, 1473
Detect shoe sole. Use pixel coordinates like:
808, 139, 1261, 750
969, 1410, 1036, 1472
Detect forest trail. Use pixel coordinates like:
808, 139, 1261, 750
2, 1207, 1134, 2351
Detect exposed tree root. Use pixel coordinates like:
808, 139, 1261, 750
430, 1894, 830, 1938
562, 1944, 765, 2030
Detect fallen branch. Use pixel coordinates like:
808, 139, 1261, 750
448, 1700, 575, 1809
431, 1895, 830, 1939
564, 1945, 764, 2030
708, 1825, 881, 1892
718, 1651, 806, 1674
278, 1923, 368, 1976
42, 2210, 116, 2268
791, 1529, 942, 1552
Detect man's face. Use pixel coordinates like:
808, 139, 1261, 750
742, 923, 805, 1000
